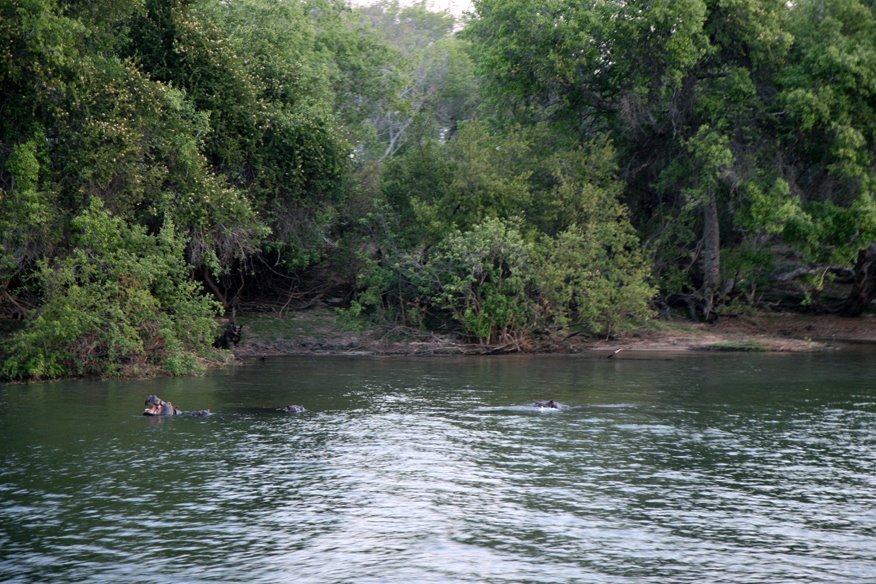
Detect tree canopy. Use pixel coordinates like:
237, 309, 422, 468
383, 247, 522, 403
1, 0, 874, 378
466, 0, 876, 316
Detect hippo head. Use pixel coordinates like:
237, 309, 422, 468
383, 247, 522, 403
145, 395, 163, 407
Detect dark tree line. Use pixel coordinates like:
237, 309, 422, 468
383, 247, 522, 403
1, 0, 873, 378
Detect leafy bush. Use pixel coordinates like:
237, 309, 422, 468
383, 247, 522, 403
412, 216, 654, 343
1, 199, 222, 380
353, 132, 656, 344
419, 217, 537, 344
538, 223, 654, 337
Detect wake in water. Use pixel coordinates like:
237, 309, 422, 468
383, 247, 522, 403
477, 401, 571, 414
476, 402, 640, 414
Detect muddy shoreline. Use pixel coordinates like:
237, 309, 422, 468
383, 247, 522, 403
231, 308, 876, 360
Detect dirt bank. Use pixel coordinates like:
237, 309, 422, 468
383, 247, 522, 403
570, 312, 875, 354
231, 307, 876, 359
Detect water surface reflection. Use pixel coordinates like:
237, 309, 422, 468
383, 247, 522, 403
1, 352, 875, 582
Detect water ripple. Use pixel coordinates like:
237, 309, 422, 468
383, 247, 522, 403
1, 354, 875, 582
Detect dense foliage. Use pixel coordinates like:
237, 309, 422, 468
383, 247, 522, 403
1, 0, 874, 378
2, 199, 223, 379
465, 0, 876, 317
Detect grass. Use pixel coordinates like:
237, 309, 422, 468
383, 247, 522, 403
235, 307, 370, 343
702, 340, 769, 352
630, 316, 711, 338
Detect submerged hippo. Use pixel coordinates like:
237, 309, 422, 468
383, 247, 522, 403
532, 400, 568, 410
187, 409, 212, 417
280, 404, 306, 414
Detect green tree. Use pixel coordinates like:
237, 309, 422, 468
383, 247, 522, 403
357, 121, 654, 341
1, 0, 79, 315
2, 199, 223, 380
1, 0, 266, 313
419, 217, 537, 345
349, 1, 479, 159
468, 0, 874, 317
128, 0, 347, 275
538, 222, 654, 337
0, 133, 56, 317
775, 0, 876, 312
377, 119, 532, 250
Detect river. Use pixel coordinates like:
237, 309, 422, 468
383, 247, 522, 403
1, 350, 875, 583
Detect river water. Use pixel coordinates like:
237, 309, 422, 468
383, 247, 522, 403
1, 350, 875, 583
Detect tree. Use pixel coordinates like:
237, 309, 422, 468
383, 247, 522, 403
420, 217, 538, 345
0, 0, 267, 314
1, 0, 79, 316
356, 117, 654, 341
464, 0, 721, 313
128, 0, 348, 276
466, 0, 876, 316
2, 199, 223, 379
775, 0, 876, 312
348, 1, 479, 160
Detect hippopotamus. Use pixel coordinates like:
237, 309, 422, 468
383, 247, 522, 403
532, 400, 568, 410
142, 395, 308, 417
144, 395, 181, 416
143, 395, 210, 416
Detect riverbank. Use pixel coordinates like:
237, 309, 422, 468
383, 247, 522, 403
230, 306, 876, 359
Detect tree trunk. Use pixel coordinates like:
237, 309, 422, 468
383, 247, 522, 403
839, 243, 876, 316
201, 268, 227, 310
700, 193, 721, 321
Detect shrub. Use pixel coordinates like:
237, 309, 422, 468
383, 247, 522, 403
419, 217, 537, 344
354, 214, 655, 345
1, 199, 222, 380
537, 223, 655, 337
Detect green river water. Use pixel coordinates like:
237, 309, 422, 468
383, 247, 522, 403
1, 350, 875, 583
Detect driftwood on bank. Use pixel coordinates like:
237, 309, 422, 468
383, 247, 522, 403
769, 265, 854, 283
766, 250, 876, 316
